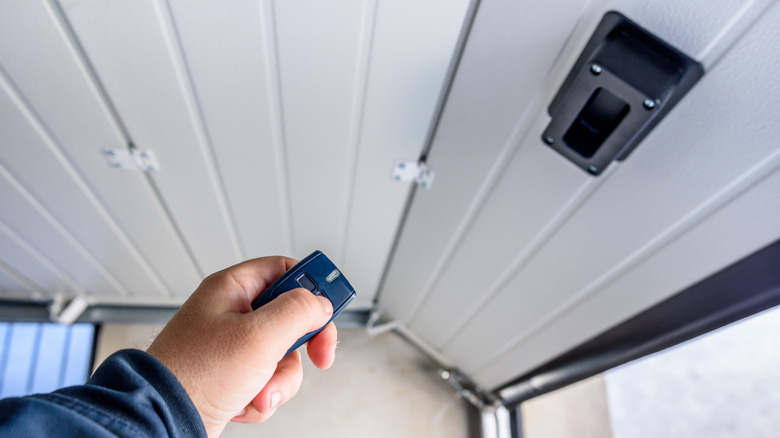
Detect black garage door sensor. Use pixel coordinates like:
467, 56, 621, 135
542, 11, 704, 176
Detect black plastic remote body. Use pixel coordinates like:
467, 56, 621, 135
250, 250, 356, 355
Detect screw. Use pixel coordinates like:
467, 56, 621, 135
643, 99, 657, 110
105, 150, 115, 159
588, 165, 598, 174
398, 162, 406, 169
438, 369, 451, 380
542, 136, 554, 145
590, 64, 602, 75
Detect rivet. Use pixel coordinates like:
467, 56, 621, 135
643, 99, 657, 110
588, 165, 598, 174
590, 64, 602, 75
543, 136, 554, 145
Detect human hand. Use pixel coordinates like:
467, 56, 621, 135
147, 256, 337, 437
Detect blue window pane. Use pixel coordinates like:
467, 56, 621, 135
30, 324, 68, 394
61, 324, 94, 387
0, 323, 8, 368
0, 323, 40, 398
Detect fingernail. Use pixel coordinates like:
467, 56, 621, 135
317, 295, 333, 315
270, 392, 282, 409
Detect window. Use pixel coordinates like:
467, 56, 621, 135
0, 322, 95, 398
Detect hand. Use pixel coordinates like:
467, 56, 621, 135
147, 256, 338, 437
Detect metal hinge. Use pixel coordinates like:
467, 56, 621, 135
103, 147, 159, 172
391, 160, 435, 189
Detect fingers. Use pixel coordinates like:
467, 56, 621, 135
306, 322, 337, 369
230, 350, 304, 423
230, 404, 274, 424
251, 351, 303, 415
249, 288, 334, 361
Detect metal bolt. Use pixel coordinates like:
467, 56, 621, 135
438, 369, 451, 380
542, 136, 554, 145
590, 64, 602, 75
588, 165, 598, 174
643, 99, 657, 110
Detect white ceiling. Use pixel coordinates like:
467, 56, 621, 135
0, 0, 470, 307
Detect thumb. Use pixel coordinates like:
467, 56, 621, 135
250, 288, 334, 359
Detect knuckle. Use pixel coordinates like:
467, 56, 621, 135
203, 270, 230, 287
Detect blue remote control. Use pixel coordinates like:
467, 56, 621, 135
251, 250, 356, 356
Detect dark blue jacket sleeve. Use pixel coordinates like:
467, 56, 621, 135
0, 349, 206, 437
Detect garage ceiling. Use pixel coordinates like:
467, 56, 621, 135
0, 0, 470, 308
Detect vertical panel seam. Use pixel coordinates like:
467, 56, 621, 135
474, 147, 780, 373
338, 0, 379, 265
0, 65, 170, 297
417, 0, 483, 160
263, 0, 295, 255
156, 0, 246, 261
43, 0, 204, 285
373, 0, 481, 306
406, 0, 594, 324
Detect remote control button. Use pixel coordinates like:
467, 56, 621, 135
296, 273, 317, 292
315, 290, 330, 300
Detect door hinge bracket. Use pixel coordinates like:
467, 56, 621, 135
103, 147, 159, 173
391, 160, 435, 189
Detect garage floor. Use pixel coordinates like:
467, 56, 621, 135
95, 325, 470, 438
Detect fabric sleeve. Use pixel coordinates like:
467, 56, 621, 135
0, 349, 207, 437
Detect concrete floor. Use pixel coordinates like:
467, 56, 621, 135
95, 324, 470, 438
